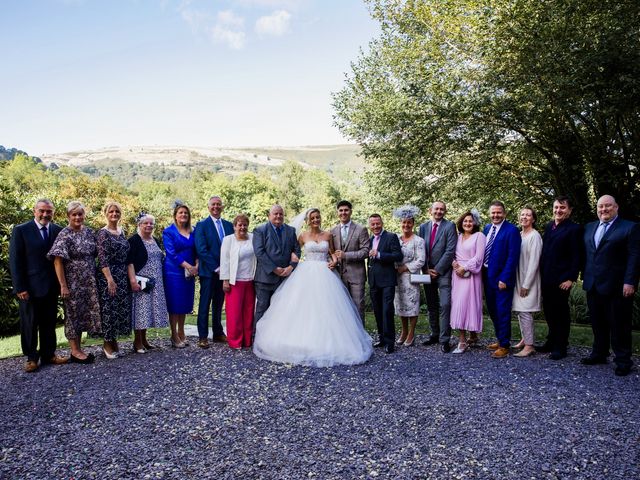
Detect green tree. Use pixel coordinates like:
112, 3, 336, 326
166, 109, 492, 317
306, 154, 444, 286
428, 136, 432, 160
333, 0, 640, 222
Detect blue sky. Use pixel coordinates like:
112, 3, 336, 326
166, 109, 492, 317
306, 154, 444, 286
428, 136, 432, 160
1, 0, 379, 154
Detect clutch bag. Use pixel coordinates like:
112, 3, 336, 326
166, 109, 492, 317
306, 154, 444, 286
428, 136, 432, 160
135, 275, 156, 293
410, 274, 431, 284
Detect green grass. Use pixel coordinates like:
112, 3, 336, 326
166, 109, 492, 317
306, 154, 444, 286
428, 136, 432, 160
2, 313, 638, 359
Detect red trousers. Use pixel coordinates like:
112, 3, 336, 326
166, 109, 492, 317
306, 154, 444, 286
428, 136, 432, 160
225, 280, 255, 348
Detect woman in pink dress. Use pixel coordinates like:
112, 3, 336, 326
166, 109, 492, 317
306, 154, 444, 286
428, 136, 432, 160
450, 210, 486, 354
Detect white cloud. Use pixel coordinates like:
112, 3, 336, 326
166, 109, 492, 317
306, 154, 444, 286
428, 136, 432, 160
255, 10, 291, 37
209, 10, 246, 49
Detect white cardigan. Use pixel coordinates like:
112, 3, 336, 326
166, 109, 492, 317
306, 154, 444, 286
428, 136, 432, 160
219, 233, 256, 284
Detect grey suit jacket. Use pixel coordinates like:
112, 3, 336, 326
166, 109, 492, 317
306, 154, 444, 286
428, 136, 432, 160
252, 222, 301, 284
330, 221, 369, 284
418, 219, 457, 279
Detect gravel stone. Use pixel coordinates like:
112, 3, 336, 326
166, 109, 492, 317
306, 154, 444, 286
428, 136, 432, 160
0, 338, 638, 479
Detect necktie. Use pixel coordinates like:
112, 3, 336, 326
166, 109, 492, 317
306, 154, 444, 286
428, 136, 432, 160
341, 224, 348, 245
372, 234, 380, 251
429, 223, 438, 250
484, 225, 497, 266
41, 225, 49, 243
276, 226, 282, 239
594, 222, 609, 248
215, 219, 224, 241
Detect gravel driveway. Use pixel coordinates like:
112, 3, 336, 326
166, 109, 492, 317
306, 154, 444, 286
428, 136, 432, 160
1, 339, 638, 479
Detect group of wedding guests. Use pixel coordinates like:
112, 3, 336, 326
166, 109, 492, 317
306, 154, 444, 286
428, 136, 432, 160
9, 194, 639, 376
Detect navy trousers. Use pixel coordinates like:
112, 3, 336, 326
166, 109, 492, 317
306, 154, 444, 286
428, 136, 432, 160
483, 271, 513, 348
197, 273, 225, 339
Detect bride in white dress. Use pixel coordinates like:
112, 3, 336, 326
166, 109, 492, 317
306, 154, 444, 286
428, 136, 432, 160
253, 208, 373, 367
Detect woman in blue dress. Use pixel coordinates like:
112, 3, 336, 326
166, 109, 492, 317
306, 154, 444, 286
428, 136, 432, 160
163, 202, 198, 348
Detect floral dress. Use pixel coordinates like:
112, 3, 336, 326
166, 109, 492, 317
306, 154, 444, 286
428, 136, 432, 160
96, 228, 132, 340
131, 239, 169, 330
394, 234, 426, 316
47, 227, 101, 340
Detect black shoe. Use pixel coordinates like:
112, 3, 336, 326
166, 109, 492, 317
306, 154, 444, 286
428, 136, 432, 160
384, 345, 395, 354
615, 366, 631, 376
441, 342, 451, 353
421, 337, 439, 346
549, 351, 567, 360
69, 353, 95, 365
373, 341, 384, 348
535, 343, 552, 353
580, 356, 608, 365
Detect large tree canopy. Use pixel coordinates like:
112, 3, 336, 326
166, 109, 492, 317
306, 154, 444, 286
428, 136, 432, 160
333, 0, 640, 222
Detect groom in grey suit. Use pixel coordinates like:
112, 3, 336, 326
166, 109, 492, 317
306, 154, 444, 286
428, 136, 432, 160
253, 205, 301, 325
330, 200, 370, 323
418, 201, 457, 352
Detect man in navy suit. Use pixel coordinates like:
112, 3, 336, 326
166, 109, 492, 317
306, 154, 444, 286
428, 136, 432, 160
9, 199, 67, 372
367, 214, 403, 353
252, 204, 301, 327
538, 195, 583, 360
581, 195, 640, 376
195, 196, 234, 348
482, 201, 521, 358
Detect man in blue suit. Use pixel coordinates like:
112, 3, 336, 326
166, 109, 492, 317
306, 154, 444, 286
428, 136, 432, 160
367, 214, 403, 354
252, 204, 301, 327
482, 201, 521, 358
9, 199, 67, 372
195, 196, 234, 348
581, 195, 640, 376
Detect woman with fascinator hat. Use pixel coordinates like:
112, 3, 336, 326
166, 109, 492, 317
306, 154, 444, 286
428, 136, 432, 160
253, 208, 373, 367
163, 201, 198, 348
450, 209, 486, 353
392, 205, 426, 346
127, 211, 169, 353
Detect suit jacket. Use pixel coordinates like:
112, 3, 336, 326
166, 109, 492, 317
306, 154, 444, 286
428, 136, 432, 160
252, 222, 301, 284
194, 216, 234, 278
418, 219, 457, 279
367, 230, 403, 288
582, 218, 640, 295
330, 221, 369, 284
9, 220, 62, 297
483, 221, 521, 289
540, 219, 583, 286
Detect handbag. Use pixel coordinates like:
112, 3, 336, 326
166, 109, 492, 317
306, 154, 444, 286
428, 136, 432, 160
409, 273, 431, 284
135, 275, 156, 293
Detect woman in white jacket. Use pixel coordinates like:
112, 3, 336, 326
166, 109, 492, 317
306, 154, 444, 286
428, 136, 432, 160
220, 214, 256, 349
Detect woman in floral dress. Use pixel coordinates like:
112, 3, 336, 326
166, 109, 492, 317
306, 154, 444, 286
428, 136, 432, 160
393, 206, 426, 346
127, 213, 169, 353
96, 201, 133, 359
48, 201, 101, 364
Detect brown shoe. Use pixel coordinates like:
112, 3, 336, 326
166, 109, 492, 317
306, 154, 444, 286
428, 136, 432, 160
212, 335, 228, 343
197, 339, 210, 349
491, 347, 510, 358
24, 360, 38, 373
42, 355, 69, 365
487, 342, 500, 350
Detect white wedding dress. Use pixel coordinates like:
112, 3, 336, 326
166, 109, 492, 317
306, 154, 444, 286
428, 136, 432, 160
253, 240, 373, 367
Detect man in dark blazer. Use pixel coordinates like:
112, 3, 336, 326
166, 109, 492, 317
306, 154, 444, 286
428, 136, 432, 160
9, 199, 67, 372
367, 214, 403, 353
482, 201, 521, 358
418, 200, 457, 352
194, 196, 234, 348
581, 195, 640, 376
253, 204, 301, 326
538, 195, 583, 360
330, 200, 370, 323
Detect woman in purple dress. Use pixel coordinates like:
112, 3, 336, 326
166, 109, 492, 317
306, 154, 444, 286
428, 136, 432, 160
450, 210, 486, 354
163, 202, 198, 348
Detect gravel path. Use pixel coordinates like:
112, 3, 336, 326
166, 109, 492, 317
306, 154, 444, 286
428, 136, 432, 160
1, 338, 638, 479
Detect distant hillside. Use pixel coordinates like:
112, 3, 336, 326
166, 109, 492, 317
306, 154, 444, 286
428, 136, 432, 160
0, 145, 42, 163
40, 145, 364, 184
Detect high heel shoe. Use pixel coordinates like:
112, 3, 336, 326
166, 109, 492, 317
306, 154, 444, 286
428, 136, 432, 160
452, 342, 468, 354
70, 352, 96, 364
403, 337, 415, 347
102, 347, 118, 360
396, 336, 407, 345
171, 338, 186, 349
